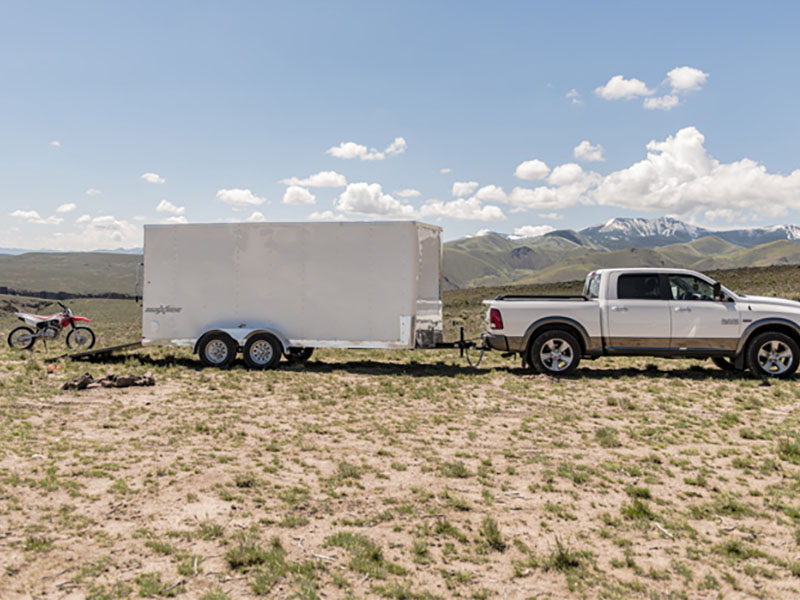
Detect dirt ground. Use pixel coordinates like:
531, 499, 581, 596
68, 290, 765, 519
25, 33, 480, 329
2, 344, 800, 600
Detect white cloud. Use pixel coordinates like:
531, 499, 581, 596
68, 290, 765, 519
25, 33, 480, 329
279, 170, 347, 187
76, 214, 91, 224
309, 210, 347, 221
141, 172, 165, 184
538, 212, 564, 220
566, 88, 581, 105
282, 186, 316, 205
59, 215, 142, 250
86, 188, 102, 196
573, 140, 605, 162
440, 167, 452, 174
216, 188, 266, 207
326, 136, 407, 161
452, 181, 479, 197
334, 183, 415, 218
56, 203, 76, 213
475, 185, 508, 203
9, 210, 63, 225
163, 215, 188, 224
246, 211, 265, 222
49, 140, 61, 147
420, 197, 506, 221
594, 75, 653, 100
156, 199, 185, 215
510, 225, 556, 239
548, 163, 585, 186
395, 188, 421, 198
514, 159, 550, 180
644, 94, 680, 111
667, 66, 708, 91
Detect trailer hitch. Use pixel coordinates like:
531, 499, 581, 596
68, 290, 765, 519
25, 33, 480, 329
433, 327, 487, 367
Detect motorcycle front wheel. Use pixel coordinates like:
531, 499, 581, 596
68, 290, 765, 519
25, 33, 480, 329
8, 326, 36, 349
66, 327, 95, 350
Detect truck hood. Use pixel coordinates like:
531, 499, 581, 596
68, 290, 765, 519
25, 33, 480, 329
739, 295, 800, 310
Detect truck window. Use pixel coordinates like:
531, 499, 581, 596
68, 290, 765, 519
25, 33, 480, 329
617, 274, 662, 300
668, 274, 715, 301
585, 273, 601, 298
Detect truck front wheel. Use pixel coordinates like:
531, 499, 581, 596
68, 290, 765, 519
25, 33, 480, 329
746, 331, 799, 379
244, 333, 282, 369
198, 333, 237, 369
529, 330, 581, 376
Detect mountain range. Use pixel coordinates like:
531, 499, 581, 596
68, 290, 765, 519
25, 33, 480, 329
444, 217, 800, 289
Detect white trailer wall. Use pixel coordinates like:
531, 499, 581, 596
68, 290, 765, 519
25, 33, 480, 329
141, 221, 442, 349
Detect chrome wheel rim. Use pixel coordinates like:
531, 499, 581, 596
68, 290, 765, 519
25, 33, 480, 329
540, 338, 574, 372
757, 340, 792, 375
249, 340, 274, 365
70, 331, 91, 348
205, 339, 230, 364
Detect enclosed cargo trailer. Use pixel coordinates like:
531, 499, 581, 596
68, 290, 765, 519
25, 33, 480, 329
141, 221, 444, 368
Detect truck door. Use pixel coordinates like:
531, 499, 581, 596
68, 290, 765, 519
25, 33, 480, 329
605, 273, 671, 349
666, 273, 740, 351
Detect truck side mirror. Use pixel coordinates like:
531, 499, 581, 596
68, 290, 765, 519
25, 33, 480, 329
713, 282, 723, 300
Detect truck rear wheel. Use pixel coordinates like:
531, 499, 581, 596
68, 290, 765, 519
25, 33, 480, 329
529, 329, 581, 376
198, 333, 237, 369
244, 333, 282, 369
746, 331, 799, 379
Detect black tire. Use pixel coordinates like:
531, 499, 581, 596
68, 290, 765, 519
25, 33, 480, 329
711, 356, 739, 372
8, 326, 35, 350
285, 347, 313, 363
529, 329, 581, 376
746, 331, 799, 379
243, 333, 282, 370
198, 332, 238, 369
66, 327, 96, 350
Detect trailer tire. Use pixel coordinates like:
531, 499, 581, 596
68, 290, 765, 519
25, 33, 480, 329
198, 333, 237, 369
244, 333, 282, 370
285, 347, 313, 363
529, 329, 580, 376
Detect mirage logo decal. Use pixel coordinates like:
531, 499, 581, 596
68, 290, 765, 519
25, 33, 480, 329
145, 305, 183, 315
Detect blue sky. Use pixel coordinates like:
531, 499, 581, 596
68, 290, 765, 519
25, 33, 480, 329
2, 1, 800, 249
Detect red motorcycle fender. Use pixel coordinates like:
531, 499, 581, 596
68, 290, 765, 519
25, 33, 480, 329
71, 316, 91, 322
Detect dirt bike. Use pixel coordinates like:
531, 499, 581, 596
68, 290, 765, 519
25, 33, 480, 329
7, 301, 96, 350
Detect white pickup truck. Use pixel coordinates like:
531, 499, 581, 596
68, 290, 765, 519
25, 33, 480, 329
483, 268, 800, 379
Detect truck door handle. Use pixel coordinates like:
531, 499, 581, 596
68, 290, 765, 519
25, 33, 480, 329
610, 306, 628, 312
674, 307, 691, 312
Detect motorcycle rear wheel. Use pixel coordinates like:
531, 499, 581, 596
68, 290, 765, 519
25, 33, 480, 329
8, 326, 35, 349
66, 327, 95, 350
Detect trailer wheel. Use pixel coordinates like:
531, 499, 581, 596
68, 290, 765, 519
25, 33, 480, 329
285, 347, 314, 363
198, 333, 237, 369
244, 333, 282, 369
529, 329, 580, 376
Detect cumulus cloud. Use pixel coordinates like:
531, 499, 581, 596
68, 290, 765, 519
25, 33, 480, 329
644, 94, 680, 111
573, 140, 605, 162
76, 214, 91, 224
452, 181, 479, 197
514, 159, 550, 180
566, 89, 581, 105
334, 183, 415, 218
10, 210, 63, 225
395, 188, 421, 198
216, 188, 266, 207
141, 172, 165, 184
667, 66, 709, 91
59, 215, 142, 250
326, 137, 407, 161
86, 188, 102, 196
507, 127, 800, 222
510, 225, 556, 239
594, 75, 653, 100
420, 197, 506, 221
309, 210, 347, 221
56, 203, 76, 213
282, 186, 316, 205
156, 199, 185, 215
246, 211, 266, 222
475, 185, 508, 203
279, 170, 346, 187
162, 216, 188, 224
